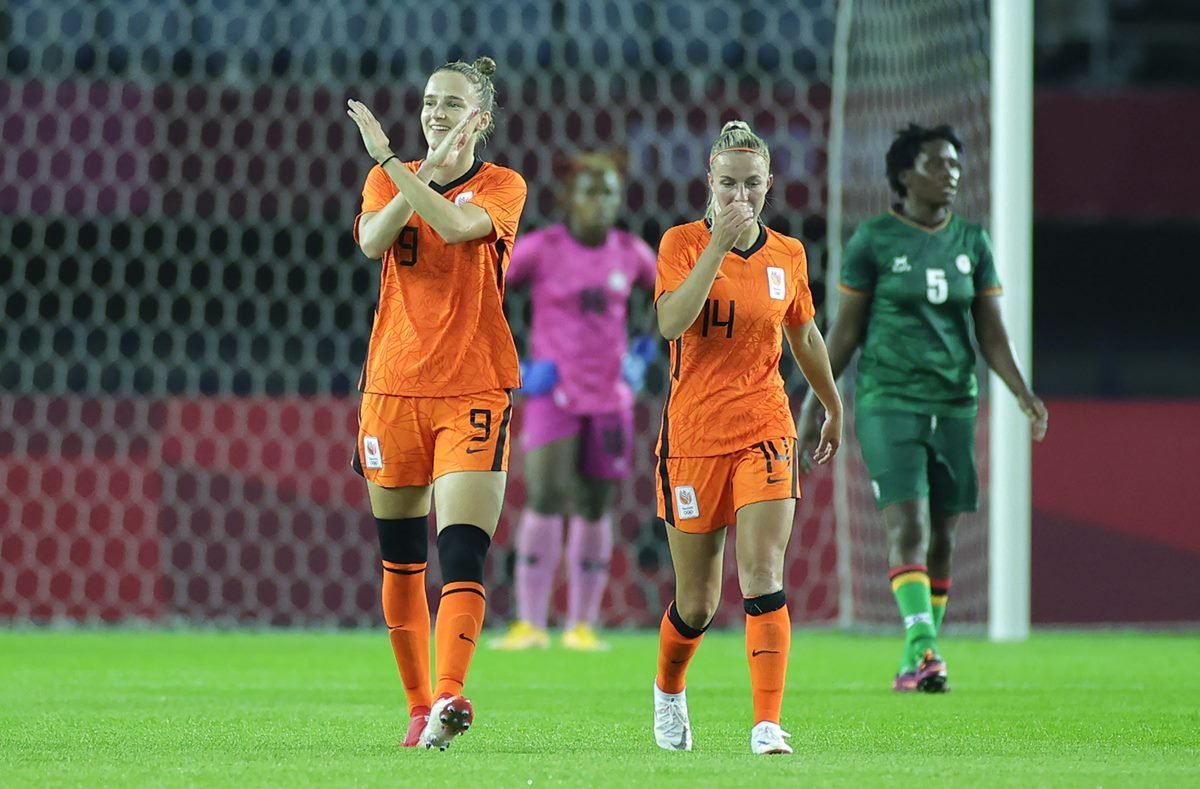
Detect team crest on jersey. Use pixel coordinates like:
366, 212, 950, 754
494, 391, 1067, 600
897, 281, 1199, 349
674, 485, 700, 520
766, 267, 786, 300
955, 254, 972, 274
892, 256, 912, 273
362, 435, 383, 469
454, 190, 475, 206
608, 270, 629, 292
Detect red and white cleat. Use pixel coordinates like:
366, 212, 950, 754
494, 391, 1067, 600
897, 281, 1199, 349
400, 710, 430, 747
419, 695, 474, 751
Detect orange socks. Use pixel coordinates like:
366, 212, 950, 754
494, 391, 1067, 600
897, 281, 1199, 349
382, 560, 433, 715
745, 592, 790, 725
655, 601, 708, 694
434, 581, 486, 698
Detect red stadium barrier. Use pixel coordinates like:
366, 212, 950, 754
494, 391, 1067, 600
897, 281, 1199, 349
3, 396, 1196, 624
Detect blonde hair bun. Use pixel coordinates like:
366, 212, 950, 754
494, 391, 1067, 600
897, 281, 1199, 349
473, 56, 497, 77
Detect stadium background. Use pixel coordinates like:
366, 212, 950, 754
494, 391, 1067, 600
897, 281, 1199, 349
2, 0, 1197, 628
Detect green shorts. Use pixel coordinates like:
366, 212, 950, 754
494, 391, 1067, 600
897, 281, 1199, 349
855, 409, 979, 513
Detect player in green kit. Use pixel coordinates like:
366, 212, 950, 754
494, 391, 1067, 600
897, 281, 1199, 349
798, 124, 1048, 692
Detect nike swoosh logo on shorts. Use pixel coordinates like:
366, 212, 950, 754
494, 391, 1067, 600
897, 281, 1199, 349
766, 476, 785, 484
465, 447, 486, 454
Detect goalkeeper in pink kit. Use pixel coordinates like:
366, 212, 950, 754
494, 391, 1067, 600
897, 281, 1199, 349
493, 153, 657, 651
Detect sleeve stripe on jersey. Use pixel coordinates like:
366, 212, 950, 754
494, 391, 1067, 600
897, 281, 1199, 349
838, 283, 871, 295
494, 239, 508, 296
491, 393, 513, 472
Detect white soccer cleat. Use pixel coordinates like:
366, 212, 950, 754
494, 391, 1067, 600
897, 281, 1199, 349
750, 720, 793, 755
653, 683, 693, 751
418, 694, 474, 751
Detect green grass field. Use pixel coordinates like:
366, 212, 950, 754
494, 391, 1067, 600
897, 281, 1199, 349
2, 630, 1198, 787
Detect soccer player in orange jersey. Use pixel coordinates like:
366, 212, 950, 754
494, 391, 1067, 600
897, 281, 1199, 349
345, 56, 527, 751
651, 121, 843, 755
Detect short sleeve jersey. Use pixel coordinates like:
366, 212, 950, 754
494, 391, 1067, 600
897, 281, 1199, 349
655, 220, 816, 458
840, 210, 1001, 416
507, 224, 657, 414
354, 158, 527, 397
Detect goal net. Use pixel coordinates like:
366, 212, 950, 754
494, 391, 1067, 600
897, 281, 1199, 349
828, 0, 992, 627
1, 0, 841, 627
2, 0, 993, 631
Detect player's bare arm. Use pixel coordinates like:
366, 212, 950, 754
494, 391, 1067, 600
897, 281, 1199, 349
972, 294, 1049, 441
347, 99, 433, 258
347, 100, 494, 246
656, 204, 754, 340
786, 319, 843, 466
797, 288, 870, 468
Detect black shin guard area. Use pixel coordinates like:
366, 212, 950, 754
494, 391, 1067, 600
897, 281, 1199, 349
667, 600, 712, 639
375, 517, 428, 564
436, 523, 492, 583
743, 590, 786, 616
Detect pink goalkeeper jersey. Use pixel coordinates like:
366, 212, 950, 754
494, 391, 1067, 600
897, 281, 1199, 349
507, 224, 657, 414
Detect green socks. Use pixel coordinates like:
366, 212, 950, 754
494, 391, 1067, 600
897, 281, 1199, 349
930, 577, 951, 634
890, 565, 938, 670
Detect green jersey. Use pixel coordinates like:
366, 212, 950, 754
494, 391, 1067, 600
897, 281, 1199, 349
840, 210, 1001, 417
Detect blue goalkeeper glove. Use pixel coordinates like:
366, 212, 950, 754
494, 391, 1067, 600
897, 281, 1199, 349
621, 334, 658, 394
517, 359, 559, 396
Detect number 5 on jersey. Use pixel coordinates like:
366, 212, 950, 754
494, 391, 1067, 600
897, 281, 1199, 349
926, 269, 947, 304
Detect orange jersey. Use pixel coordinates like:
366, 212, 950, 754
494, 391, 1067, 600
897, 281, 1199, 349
354, 158, 527, 396
655, 220, 816, 458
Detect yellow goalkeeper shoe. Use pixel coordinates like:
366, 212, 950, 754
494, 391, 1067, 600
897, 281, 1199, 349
488, 620, 550, 650
561, 624, 609, 652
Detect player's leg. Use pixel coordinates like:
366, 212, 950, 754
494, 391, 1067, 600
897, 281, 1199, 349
431, 469, 506, 691
418, 389, 512, 750
416, 469, 506, 749
857, 409, 942, 690
732, 439, 797, 755
355, 393, 437, 746
927, 511, 960, 633
654, 522, 725, 752
561, 472, 614, 650
562, 408, 631, 650
926, 414, 980, 636
883, 499, 945, 691
493, 405, 580, 649
652, 454, 731, 751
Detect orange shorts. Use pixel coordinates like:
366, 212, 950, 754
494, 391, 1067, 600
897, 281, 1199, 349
655, 437, 800, 533
353, 389, 513, 488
